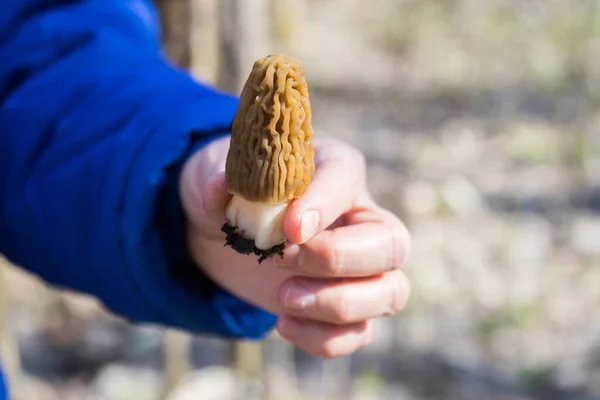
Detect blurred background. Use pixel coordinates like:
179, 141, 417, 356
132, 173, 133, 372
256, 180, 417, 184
1, 0, 600, 399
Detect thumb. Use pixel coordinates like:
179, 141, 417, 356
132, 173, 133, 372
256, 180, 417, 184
180, 166, 231, 232
199, 171, 231, 225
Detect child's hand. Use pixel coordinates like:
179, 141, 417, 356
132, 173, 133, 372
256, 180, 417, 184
180, 136, 411, 358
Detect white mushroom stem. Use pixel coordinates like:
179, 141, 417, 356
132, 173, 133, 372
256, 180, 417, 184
225, 195, 289, 250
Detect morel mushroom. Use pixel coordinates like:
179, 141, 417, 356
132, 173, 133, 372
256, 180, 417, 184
222, 54, 315, 263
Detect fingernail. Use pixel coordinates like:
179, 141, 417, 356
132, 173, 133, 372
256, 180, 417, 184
300, 210, 320, 242
283, 285, 316, 311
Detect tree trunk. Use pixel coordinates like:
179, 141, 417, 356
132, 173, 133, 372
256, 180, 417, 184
153, 0, 193, 68
190, 0, 220, 84
217, 0, 271, 94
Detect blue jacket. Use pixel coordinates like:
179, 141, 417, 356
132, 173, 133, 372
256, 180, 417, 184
0, 0, 276, 397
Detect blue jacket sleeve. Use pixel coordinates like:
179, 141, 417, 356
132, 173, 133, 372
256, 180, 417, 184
0, 0, 276, 339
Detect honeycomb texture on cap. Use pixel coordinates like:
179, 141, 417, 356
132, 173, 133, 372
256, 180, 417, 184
225, 54, 315, 203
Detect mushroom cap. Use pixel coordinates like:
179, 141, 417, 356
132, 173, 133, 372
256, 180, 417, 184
225, 54, 315, 204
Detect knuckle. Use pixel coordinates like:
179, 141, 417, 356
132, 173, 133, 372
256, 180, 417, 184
390, 222, 411, 268
330, 290, 352, 323
317, 323, 372, 358
337, 142, 366, 180
351, 148, 367, 179
320, 234, 343, 277
318, 342, 344, 359
386, 272, 410, 316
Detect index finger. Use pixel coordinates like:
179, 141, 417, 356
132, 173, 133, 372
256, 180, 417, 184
284, 139, 368, 244
274, 221, 410, 277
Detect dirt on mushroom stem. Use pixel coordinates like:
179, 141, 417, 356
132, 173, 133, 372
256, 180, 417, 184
220, 222, 285, 264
